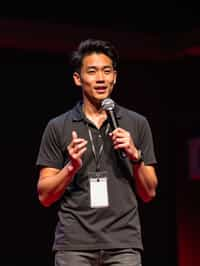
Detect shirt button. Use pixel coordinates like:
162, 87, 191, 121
98, 134, 101, 138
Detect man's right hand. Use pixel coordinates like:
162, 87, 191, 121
67, 131, 88, 171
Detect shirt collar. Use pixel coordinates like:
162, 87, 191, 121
71, 100, 122, 122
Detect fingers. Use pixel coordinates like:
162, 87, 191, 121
72, 130, 78, 140
109, 128, 130, 141
109, 128, 132, 150
75, 146, 87, 159
109, 127, 128, 137
72, 131, 87, 151
68, 131, 88, 159
73, 141, 88, 155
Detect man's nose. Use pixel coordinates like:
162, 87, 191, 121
96, 71, 105, 81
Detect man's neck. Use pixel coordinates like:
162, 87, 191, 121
82, 100, 107, 128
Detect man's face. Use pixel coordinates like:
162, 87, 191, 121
73, 53, 117, 105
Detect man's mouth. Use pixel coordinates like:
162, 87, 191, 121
95, 86, 107, 93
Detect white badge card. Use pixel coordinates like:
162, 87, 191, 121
89, 171, 109, 208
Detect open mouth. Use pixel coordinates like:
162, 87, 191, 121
95, 87, 107, 93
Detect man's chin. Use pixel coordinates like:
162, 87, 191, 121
96, 96, 109, 104
97, 94, 110, 101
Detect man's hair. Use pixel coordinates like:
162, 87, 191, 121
70, 39, 119, 73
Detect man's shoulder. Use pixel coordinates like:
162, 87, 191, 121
42, 105, 78, 141
48, 109, 73, 127
117, 104, 147, 122
48, 102, 81, 126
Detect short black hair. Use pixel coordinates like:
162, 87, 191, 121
70, 39, 119, 73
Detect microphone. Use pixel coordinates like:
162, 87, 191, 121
101, 98, 127, 159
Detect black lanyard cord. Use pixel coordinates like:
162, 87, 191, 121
87, 123, 110, 171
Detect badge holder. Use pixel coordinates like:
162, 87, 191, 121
89, 171, 109, 208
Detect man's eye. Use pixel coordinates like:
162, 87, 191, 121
104, 70, 112, 74
88, 70, 96, 74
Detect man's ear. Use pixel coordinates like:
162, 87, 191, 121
73, 72, 82, 86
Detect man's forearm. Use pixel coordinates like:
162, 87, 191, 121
133, 163, 158, 202
37, 161, 78, 207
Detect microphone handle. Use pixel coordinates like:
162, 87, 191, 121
108, 110, 127, 160
108, 110, 119, 129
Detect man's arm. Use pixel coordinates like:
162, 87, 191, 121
110, 127, 158, 202
37, 131, 88, 207
132, 162, 158, 202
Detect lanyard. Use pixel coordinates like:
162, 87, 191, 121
87, 123, 110, 171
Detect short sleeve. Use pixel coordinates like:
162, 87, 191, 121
36, 119, 65, 169
138, 117, 157, 165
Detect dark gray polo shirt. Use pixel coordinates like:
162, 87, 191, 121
36, 100, 157, 251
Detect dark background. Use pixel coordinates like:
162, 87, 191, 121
0, 2, 200, 266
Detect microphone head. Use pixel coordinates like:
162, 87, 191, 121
101, 98, 115, 111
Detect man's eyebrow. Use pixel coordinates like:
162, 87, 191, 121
87, 65, 113, 69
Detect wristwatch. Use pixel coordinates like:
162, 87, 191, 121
130, 149, 143, 165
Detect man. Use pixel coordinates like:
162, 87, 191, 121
36, 39, 158, 266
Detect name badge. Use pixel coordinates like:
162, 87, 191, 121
89, 171, 109, 208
